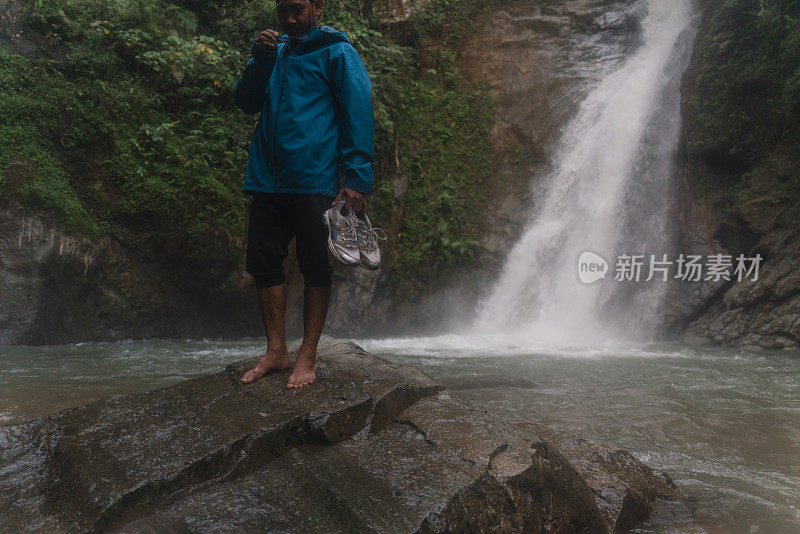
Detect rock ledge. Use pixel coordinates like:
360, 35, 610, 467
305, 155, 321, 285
0, 337, 690, 533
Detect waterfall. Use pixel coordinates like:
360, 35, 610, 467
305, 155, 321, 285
473, 0, 700, 346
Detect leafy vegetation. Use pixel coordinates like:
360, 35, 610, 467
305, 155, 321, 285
686, 0, 800, 189
393, 74, 493, 285
1, 0, 495, 293
0, 47, 99, 234
408, 0, 496, 47
684, 0, 800, 228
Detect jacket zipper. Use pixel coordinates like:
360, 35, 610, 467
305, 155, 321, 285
272, 47, 291, 187
272, 34, 313, 188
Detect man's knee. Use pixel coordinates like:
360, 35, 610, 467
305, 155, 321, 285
245, 193, 292, 289
246, 247, 288, 289
252, 272, 286, 288
299, 263, 333, 287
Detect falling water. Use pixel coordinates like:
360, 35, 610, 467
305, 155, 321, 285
473, 0, 700, 346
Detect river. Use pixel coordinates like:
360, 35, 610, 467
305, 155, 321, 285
1, 337, 798, 533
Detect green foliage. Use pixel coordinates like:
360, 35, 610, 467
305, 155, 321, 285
393, 74, 493, 286
9, 0, 258, 243
685, 0, 800, 224
3, 0, 496, 295
686, 0, 800, 165
686, 0, 800, 230
408, 0, 498, 46
324, 0, 494, 287
0, 48, 98, 234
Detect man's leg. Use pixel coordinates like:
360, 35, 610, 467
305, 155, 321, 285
241, 193, 293, 384
241, 284, 291, 383
286, 194, 336, 389
286, 285, 330, 388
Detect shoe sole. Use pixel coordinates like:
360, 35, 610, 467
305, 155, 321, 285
359, 258, 381, 270
324, 211, 360, 266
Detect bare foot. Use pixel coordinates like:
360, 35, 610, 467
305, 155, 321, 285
286, 347, 316, 389
240, 349, 291, 383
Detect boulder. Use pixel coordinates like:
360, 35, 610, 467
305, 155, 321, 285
0, 337, 692, 532
520, 423, 690, 533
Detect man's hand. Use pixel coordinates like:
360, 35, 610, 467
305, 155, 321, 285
254, 29, 280, 52
332, 187, 366, 213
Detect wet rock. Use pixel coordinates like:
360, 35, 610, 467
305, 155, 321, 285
663, 216, 800, 350
0, 338, 688, 533
124, 393, 609, 533
0, 203, 262, 346
521, 422, 690, 533
664, 0, 800, 350
393, 393, 609, 532
0, 338, 442, 532
0, 210, 60, 344
325, 266, 383, 338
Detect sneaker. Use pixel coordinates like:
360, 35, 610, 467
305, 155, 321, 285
354, 212, 387, 270
323, 201, 360, 266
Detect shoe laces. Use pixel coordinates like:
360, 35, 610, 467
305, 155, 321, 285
340, 212, 359, 247
357, 220, 387, 252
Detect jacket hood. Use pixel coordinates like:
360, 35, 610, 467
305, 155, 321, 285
279, 25, 351, 55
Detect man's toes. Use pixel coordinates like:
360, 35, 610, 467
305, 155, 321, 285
241, 366, 265, 383
285, 376, 305, 388
298, 375, 316, 388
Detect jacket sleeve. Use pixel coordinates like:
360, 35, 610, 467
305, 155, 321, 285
233, 43, 278, 115
330, 44, 375, 194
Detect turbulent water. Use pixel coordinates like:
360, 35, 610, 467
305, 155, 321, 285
474, 0, 699, 344
1, 338, 799, 533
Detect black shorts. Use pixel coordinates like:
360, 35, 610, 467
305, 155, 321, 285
245, 192, 336, 288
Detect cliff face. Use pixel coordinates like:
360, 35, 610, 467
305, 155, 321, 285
0, 203, 261, 344
662, 0, 800, 349
362, 0, 646, 332
464, 0, 642, 280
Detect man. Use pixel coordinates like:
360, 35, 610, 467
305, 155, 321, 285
233, 0, 375, 388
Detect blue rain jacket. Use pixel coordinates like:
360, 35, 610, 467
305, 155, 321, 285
233, 25, 375, 197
